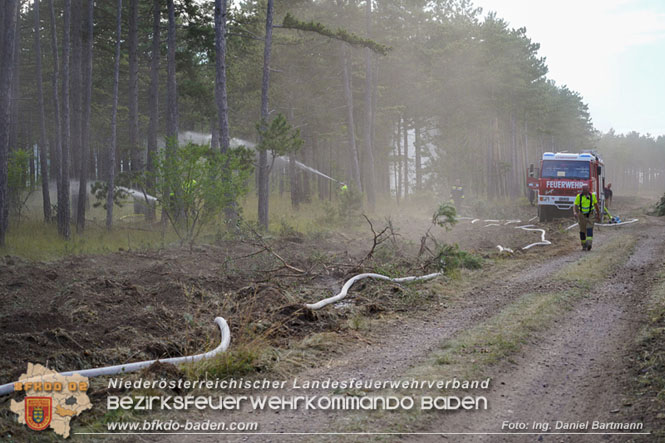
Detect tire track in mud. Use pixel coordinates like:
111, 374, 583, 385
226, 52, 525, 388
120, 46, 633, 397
159, 231, 612, 442
426, 220, 665, 442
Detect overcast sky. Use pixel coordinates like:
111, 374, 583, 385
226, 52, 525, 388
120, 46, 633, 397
472, 0, 665, 137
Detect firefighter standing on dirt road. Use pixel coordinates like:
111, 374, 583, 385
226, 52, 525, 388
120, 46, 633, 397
573, 184, 601, 251
450, 179, 465, 212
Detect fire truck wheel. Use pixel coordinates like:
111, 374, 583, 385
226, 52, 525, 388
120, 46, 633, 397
538, 206, 548, 222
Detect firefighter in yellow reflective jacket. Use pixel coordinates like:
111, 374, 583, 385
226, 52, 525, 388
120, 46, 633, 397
573, 184, 601, 251
450, 179, 464, 211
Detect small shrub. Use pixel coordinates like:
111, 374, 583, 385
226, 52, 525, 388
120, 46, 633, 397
651, 193, 665, 216
157, 141, 253, 246
184, 344, 265, 380
432, 202, 457, 230
433, 244, 483, 273
277, 218, 302, 239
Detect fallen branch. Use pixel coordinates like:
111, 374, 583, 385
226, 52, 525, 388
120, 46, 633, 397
355, 214, 391, 269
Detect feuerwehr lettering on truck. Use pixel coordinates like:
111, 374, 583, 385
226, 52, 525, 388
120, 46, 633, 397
545, 180, 585, 189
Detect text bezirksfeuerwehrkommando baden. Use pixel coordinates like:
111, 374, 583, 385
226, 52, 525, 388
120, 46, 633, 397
106, 377, 490, 411
107, 394, 487, 411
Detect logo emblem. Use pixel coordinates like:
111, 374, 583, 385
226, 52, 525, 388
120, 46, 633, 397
25, 397, 52, 431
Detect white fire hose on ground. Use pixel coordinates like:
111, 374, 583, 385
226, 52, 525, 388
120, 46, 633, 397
464, 217, 551, 252
566, 218, 639, 231
305, 272, 443, 310
0, 317, 230, 396
516, 225, 551, 249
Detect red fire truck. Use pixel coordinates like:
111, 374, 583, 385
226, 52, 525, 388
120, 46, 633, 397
527, 151, 606, 222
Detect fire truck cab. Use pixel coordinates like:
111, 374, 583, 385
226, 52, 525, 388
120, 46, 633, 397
534, 151, 605, 222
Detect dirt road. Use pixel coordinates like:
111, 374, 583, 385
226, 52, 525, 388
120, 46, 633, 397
159, 213, 664, 442
434, 218, 665, 442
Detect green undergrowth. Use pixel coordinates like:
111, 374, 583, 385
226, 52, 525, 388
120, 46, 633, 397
1, 219, 180, 261
182, 342, 272, 381
433, 244, 483, 274
1, 191, 379, 260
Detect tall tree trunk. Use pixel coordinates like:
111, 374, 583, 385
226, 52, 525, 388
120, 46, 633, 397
312, 136, 324, 201
60, 0, 72, 239
287, 104, 299, 209
0, 1, 4, 56
214, 0, 236, 222
395, 117, 401, 204
76, 0, 93, 232
107, 0, 122, 230
166, 0, 181, 221
522, 119, 529, 196
257, 0, 274, 229
128, 0, 139, 171
214, 0, 230, 153
486, 119, 493, 199
47, 0, 63, 228
362, 0, 376, 210
402, 115, 408, 199
289, 153, 299, 209
146, 0, 160, 221
71, 0, 82, 181
34, 0, 52, 223
0, 0, 20, 245
210, 118, 219, 150
317, 140, 327, 201
510, 114, 518, 197
296, 112, 309, 204
341, 44, 361, 190
414, 115, 422, 191
9, 4, 21, 154
302, 143, 312, 202
372, 57, 381, 193
166, 0, 178, 141
49, 136, 56, 178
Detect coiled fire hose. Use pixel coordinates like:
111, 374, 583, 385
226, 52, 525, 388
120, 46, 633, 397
0, 317, 230, 396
